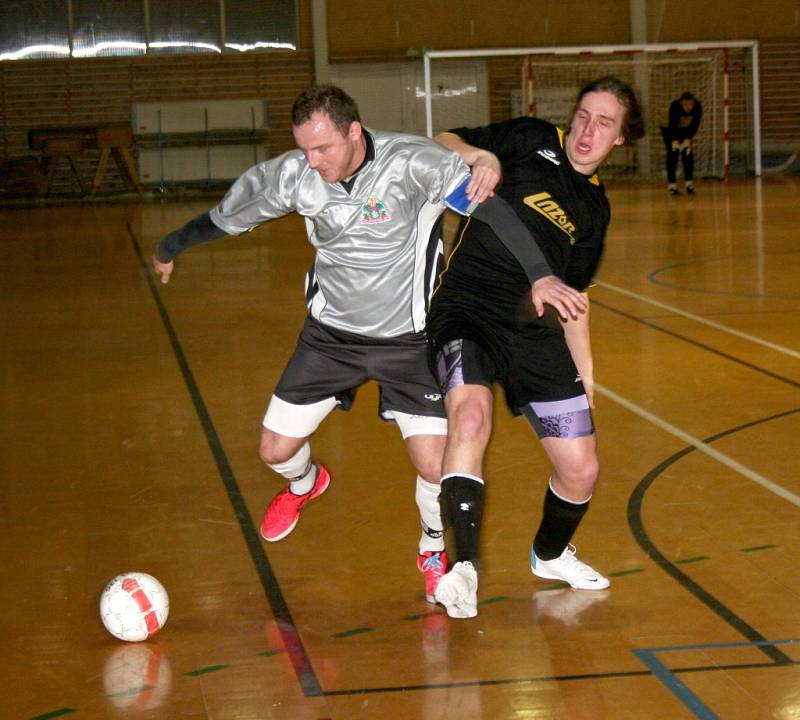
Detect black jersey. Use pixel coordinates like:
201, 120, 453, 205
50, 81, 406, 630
663, 98, 703, 142
429, 116, 610, 350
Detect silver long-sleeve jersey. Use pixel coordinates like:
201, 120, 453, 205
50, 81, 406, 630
209, 129, 470, 338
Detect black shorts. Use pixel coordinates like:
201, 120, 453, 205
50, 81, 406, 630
275, 316, 445, 419
433, 332, 594, 439
433, 326, 584, 410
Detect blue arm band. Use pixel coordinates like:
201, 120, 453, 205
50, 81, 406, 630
445, 177, 479, 216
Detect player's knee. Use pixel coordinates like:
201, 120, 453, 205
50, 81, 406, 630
258, 440, 282, 466
405, 433, 445, 483
558, 456, 599, 495
415, 457, 443, 485
258, 430, 288, 466
449, 400, 492, 446
582, 457, 600, 489
261, 437, 312, 480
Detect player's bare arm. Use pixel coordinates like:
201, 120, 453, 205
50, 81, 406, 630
435, 131, 501, 202
560, 297, 594, 406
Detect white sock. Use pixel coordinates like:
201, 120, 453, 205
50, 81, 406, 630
416, 476, 445, 554
266, 443, 315, 494
288, 465, 317, 495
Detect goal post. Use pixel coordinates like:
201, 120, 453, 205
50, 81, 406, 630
423, 41, 761, 181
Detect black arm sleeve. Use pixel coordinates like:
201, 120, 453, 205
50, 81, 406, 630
155, 212, 228, 263
471, 195, 553, 283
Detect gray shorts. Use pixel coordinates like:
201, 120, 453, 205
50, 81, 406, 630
275, 317, 446, 420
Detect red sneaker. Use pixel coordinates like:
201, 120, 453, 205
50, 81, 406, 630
260, 465, 331, 542
417, 550, 448, 603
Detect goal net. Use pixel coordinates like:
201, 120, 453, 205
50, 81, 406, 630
423, 42, 760, 182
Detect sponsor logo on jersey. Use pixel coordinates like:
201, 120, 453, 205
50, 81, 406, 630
424, 393, 442, 402
360, 196, 390, 223
537, 148, 561, 165
523, 192, 577, 244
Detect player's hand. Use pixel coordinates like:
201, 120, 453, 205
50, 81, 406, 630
671, 140, 680, 152
530, 275, 588, 320
465, 150, 501, 203
153, 255, 175, 284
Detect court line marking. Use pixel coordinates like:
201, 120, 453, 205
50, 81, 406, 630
633, 638, 800, 720
596, 383, 800, 509
29, 710, 78, 720
595, 280, 800, 360
129, 227, 324, 697
626, 408, 798, 665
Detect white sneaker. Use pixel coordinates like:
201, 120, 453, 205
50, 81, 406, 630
531, 544, 610, 590
434, 561, 478, 619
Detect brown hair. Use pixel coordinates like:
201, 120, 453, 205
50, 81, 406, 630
575, 76, 645, 144
291, 84, 361, 135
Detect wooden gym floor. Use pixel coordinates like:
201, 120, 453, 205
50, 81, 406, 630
1, 178, 799, 720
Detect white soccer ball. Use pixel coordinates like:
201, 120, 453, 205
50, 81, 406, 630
99, 572, 169, 642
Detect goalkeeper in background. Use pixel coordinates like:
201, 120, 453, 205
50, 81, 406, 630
660, 91, 703, 195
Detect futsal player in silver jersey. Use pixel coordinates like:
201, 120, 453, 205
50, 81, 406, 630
428, 77, 645, 618
153, 85, 585, 605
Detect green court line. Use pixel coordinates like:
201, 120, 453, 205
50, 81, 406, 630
609, 568, 645, 577
256, 648, 287, 657
478, 595, 511, 606
332, 627, 374, 638
740, 544, 777, 552
30, 710, 78, 720
185, 664, 230, 677
675, 555, 711, 565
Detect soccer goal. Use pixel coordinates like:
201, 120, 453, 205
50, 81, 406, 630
423, 41, 761, 181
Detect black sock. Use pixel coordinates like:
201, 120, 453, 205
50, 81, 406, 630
533, 485, 589, 560
440, 474, 484, 565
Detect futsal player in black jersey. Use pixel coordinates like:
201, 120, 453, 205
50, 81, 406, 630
428, 77, 645, 618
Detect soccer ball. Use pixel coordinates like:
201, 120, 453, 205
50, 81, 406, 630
99, 572, 169, 642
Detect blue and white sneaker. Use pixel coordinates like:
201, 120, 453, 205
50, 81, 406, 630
531, 544, 610, 590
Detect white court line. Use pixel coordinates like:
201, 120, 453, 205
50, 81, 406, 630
596, 382, 800, 509
595, 280, 800, 361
